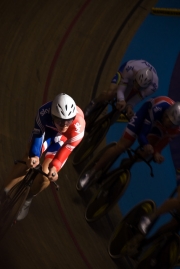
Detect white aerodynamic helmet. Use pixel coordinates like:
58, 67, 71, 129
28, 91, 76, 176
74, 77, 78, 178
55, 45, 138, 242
135, 68, 153, 88
166, 102, 180, 126
51, 93, 76, 120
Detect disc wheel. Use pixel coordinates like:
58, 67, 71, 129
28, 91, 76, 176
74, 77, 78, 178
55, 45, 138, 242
108, 200, 156, 259
85, 169, 130, 222
137, 233, 180, 269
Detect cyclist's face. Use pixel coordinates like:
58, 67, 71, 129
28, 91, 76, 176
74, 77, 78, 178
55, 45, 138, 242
52, 116, 74, 132
162, 112, 175, 128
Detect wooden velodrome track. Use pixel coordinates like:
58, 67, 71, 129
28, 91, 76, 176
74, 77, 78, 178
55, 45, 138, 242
0, 0, 158, 268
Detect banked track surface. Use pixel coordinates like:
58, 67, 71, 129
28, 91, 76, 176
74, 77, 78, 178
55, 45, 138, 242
0, 0, 157, 268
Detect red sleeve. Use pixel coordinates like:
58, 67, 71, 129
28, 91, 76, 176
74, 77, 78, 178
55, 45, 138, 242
50, 106, 85, 171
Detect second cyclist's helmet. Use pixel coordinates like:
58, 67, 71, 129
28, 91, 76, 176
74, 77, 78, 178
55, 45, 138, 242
135, 68, 153, 88
166, 102, 180, 126
51, 93, 76, 119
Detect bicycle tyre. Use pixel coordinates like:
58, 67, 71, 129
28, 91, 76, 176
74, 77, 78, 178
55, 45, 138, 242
72, 115, 111, 166
137, 233, 180, 269
108, 200, 156, 259
76, 142, 117, 191
85, 102, 108, 132
0, 181, 29, 240
85, 168, 130, 222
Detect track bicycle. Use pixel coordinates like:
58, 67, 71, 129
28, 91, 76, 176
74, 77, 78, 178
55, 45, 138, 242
84, 101, 109, 133
0, 161, 59, 241
108, 188, 180, 269
72, 99, 128, 167
79, 148, 154, 222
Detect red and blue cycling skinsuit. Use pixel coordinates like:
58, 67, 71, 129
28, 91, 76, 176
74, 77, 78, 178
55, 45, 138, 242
29, 101, 85, 172
123, 96, 180, 164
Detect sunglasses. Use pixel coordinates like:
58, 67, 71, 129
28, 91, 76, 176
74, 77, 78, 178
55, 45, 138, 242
52, 115, 74, 126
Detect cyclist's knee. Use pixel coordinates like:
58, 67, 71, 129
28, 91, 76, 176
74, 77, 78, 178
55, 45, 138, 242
117, 137, 133, 152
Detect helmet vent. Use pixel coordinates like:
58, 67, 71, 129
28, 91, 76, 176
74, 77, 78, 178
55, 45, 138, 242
57, 104, 65, 115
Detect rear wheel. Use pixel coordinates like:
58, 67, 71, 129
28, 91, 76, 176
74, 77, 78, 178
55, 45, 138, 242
72, 115, 111, 166
137, 233, 180, 269
108, 200, 156, 259
85, 102, 108, 132
85, 169, 130, 222
0, 181, 29, 240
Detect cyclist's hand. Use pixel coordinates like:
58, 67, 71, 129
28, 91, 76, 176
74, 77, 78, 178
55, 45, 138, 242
48, 166, 58, 181
143, 144, 154, 155
116, 100, 126, 111
126, 105, 134, 119
154, 152, 164, 164
27, 156, 39, 168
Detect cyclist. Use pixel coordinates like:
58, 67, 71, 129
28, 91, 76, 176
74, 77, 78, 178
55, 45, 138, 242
0, 93, 85, 220
80, 96, 180, 189
84, 59, 158, 119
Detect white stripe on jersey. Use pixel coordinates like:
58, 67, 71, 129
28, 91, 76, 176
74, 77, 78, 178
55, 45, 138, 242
65, 131, 84, 144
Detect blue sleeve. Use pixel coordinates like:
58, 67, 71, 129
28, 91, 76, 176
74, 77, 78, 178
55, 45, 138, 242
28, 101, 53, 157
29, 135, 43, 157
29, 108, 46, 157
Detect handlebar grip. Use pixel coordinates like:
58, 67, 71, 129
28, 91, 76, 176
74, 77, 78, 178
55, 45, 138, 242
14, 160, 60, 191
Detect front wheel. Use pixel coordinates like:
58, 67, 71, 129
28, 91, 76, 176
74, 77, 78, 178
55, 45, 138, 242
76, 142, 117, 191
0, 181, 29, 240
108, 200, 156, 259
85, 168, 130, 222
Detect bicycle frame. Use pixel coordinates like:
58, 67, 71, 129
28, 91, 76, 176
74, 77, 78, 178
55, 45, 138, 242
0, 161, 59, 240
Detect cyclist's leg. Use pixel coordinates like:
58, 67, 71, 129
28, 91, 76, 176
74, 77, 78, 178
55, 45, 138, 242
30, 158, 52, 194
139, 185, 180, 234
93, 83, 118, 104
94, 136, 134, 172
84, 69, 122, 117
94, 112, 142, 173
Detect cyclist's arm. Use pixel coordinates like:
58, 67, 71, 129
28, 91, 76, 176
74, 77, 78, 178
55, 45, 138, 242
50, 113, 85, 172
50, 132, 84, 172
117, 82, 128, 101
29, 110, 46, 158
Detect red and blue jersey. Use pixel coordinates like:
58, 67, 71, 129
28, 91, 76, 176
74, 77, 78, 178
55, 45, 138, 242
124, 96, 180, 153
29, 101, 85, 171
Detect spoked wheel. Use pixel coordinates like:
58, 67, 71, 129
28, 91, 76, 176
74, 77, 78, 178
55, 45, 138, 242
137, 233, 180, 269
85, 102, 108, 132
72, 115, 111, 167
76, 142, 117, 191
85, 169, 130, 222
0, 181, 29, 240
108, 200, 156, 259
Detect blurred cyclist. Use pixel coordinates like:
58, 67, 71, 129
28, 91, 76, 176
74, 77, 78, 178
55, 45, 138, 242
80, 96, 180, 190
0, 93, 85, 220
84, 59, 158, 119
